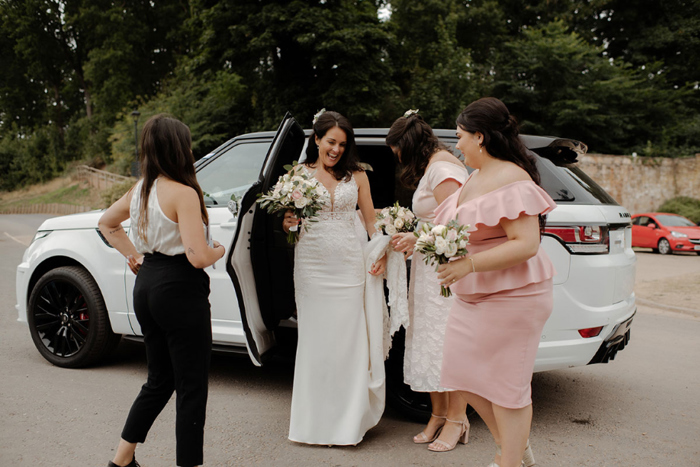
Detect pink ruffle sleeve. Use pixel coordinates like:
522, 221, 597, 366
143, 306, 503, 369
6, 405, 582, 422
435, 180, 557, 295
454, 181, 556, 231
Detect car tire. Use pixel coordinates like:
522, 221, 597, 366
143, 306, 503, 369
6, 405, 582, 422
657, 238, 672, 255
27, 266, 120, 368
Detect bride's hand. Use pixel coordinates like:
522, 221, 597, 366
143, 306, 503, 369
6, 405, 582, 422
437, 257, 472, 286
391, 232, 416, 253
282, 211, 299, 233
369, 254, 387, 276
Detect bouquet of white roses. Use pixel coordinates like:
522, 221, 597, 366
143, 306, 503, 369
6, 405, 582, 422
256, 162, 326, 244
414, 220, 471, 297
375, 201, 418, 235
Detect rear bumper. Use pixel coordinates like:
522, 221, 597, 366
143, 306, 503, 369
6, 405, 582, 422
534, 296, 636, 372
588, 310, 635, 364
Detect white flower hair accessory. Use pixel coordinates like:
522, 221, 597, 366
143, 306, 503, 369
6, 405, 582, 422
313, 108, 326, 125
403, 109, 419, 118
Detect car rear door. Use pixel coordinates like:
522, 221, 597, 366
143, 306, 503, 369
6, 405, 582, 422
227, 113, 305, 366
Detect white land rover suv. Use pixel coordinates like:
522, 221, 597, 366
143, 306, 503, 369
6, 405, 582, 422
15, 114, 636, 418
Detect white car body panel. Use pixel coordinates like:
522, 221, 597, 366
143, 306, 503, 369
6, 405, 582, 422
15, 223, 133, 334
15, 127, 636, 378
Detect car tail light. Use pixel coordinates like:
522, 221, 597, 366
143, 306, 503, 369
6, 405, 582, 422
544, 225, 609, 254
578, 326, 604, 338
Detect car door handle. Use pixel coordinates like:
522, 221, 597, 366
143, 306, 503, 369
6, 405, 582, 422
220, 222, 238, 229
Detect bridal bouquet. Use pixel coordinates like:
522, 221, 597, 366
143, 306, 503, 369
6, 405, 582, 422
375, 202, 418, 235
257, 162, 325, 244
414, 220, 471, 297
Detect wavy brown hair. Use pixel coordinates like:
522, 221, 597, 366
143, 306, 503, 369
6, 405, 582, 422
136, 114, 208, 242
386, 114, 451, 189
304, 111, 362, 181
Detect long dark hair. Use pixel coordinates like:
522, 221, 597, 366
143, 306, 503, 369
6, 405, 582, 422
456, 97, 541, 186
137, 114, 208, 242
304, 111, 361, 181
457, 97, 545, 232
386, 113, 451, 189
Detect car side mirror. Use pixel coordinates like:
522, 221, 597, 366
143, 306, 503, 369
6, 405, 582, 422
647, 223, 657, 229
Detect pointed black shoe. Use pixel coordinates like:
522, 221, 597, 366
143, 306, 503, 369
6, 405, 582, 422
108, 456, 140, 467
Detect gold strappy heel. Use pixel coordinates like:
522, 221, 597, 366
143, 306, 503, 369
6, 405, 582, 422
413, 413, 446, 444
427, 417, 470, 452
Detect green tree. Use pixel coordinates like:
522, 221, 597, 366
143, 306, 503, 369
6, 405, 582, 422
386, 0, 484, 127
109, 67, 249, 174
188, 0, 397, 129
491, 21, 689, 154
0, 0, 191, 189
571, 0, 700, 94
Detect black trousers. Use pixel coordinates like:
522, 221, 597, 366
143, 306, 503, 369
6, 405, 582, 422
121, 253, 212, 467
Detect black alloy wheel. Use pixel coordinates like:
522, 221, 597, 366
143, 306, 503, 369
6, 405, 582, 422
657, 238, 672, 255
27, 266, 120, 368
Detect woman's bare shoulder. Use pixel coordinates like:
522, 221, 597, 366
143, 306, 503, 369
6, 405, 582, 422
159, 179, 198, 202
353, 169, 369, 181
495, 162, 531, 185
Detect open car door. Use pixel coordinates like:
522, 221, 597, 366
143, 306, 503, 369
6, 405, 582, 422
227, 113, 305, 366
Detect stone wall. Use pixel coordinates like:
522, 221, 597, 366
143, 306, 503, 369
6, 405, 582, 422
578, 154, 700, 214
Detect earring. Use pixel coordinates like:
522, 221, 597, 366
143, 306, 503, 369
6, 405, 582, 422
479, 145, 483, 153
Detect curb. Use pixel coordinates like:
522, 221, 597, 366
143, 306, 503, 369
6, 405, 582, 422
636, 297, 700, 318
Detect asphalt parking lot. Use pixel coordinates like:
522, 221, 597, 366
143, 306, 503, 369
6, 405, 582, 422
1, 215, 699, 466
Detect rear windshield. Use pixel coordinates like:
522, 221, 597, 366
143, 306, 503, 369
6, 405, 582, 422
442, 138, 616, 205
533, 151, 618, 205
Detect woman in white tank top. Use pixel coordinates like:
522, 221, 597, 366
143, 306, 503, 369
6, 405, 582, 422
99, 114, 225, 467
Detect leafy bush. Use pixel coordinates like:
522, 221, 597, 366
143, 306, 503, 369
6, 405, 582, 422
658, 196, 700, 225
108, 68, 249, 173
101, 179, 136, 209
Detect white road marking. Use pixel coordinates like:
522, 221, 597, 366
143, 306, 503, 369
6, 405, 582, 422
4, 232, 31, 247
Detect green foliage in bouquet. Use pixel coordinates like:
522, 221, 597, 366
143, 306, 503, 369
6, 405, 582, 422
414, 219, 471, 297
256, 161, 326, 244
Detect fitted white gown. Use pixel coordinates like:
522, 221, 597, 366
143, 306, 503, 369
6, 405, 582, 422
288, 171, 383, 445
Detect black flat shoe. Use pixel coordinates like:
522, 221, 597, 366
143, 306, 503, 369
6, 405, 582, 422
108, 456, 140, 467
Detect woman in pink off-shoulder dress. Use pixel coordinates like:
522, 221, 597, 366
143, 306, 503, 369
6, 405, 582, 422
430, 98, 556, 467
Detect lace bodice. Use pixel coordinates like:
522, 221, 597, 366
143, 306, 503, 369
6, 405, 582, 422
304, 166, 358, 222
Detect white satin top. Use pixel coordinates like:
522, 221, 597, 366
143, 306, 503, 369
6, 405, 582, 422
129, 178, 186, 255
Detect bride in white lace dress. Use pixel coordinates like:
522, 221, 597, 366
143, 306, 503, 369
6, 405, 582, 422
385, 113, 469, 450
282, 111, 387, 446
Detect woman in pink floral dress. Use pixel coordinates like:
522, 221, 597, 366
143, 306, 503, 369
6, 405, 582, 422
386, 112, 468, 448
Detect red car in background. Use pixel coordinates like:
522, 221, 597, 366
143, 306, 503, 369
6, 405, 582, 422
631, 213, 700, 255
